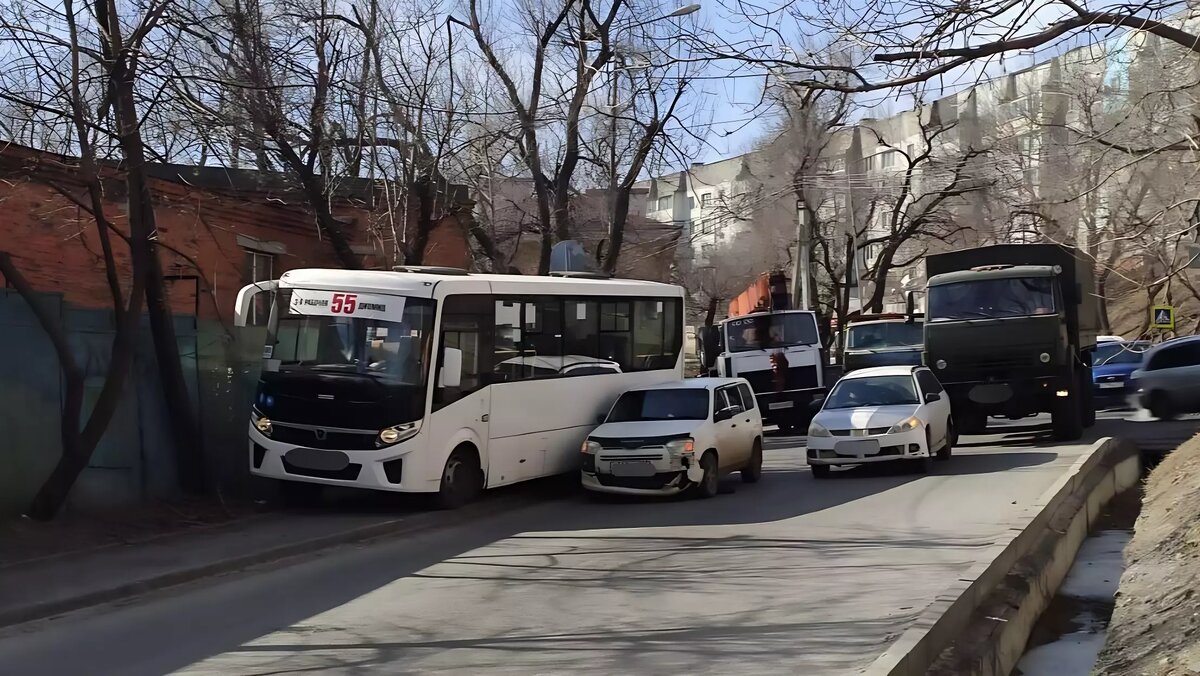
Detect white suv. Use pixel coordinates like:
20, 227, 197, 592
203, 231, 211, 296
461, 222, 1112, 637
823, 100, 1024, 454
581, 378, 765, 498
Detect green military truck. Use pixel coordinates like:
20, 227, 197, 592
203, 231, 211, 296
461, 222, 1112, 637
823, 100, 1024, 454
921, 244, 1100, 440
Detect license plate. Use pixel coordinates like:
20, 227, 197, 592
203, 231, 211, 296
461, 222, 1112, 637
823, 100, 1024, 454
284, 448, 350, 471
609, 461, 656, 477
1098, 382, 1124, 389
769, 401, 794, 410
834, 439, 880, 457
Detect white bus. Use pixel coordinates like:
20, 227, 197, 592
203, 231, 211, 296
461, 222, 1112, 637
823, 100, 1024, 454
234, 268, 685, 507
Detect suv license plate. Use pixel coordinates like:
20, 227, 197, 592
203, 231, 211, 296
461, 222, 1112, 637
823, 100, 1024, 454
609, 461, 656, 477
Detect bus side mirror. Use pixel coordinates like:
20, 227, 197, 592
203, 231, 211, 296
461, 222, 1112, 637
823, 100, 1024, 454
234, 280, 279, 327
905, 291, 915, 323
440, 347, 463, 389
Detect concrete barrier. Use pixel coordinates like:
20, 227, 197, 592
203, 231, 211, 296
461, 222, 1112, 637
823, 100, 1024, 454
864, 437, 1140, 676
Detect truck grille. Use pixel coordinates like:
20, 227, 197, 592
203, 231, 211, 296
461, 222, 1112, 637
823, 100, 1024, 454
742, 365, 819, 394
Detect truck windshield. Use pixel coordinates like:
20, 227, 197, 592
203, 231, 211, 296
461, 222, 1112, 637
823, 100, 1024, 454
725, 313, 819, 353
846, 322, 923, 349
266, 292, 435, 386
928, 277, 1056, 322
824, 375, 919, 409
607, 389, 710, 422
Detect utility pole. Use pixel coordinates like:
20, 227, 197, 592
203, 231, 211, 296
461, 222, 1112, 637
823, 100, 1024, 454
793, 198, 811, 310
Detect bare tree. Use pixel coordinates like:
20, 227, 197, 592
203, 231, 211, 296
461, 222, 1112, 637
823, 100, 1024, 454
0, 0, 208, 517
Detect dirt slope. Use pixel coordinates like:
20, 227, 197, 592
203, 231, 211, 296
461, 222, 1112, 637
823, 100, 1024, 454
1094, 434, 1200, 675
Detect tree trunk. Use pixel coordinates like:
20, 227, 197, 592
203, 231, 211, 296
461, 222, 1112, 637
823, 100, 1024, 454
404, 175, 436, 266
104, 0, 205, 494
704, 296, 719, 327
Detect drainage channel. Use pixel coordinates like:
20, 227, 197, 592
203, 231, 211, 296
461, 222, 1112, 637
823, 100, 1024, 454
1014, 488, 1142, 675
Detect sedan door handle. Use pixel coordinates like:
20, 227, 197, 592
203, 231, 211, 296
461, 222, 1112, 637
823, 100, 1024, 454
731, 424, 737, 428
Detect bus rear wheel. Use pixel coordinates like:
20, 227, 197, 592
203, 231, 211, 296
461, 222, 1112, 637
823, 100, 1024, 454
436, 447, 483, 509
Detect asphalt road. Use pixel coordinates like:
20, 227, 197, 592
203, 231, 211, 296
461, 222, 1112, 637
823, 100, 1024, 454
0, 412, 1195, 676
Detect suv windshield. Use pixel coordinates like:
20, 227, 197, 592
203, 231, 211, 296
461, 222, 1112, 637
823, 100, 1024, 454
266, 290, 435, 385
607, 389, 710, 422
824, 375, 919, 409
928, 277, 1057, 322
725, 313, 819, 353
846, 321, 923, 349
1094, 341, 1150, 366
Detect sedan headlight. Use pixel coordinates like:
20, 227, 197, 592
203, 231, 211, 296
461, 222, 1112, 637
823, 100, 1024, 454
808, 421, 832, 437
665, 438, 695, 456
581, 439, 602, 454
888, 416, 922, 434
252, 410, 272, 436
378, 421, 421, 447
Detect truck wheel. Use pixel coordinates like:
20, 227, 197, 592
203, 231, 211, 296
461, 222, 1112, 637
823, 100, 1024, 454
1051, 391, 1084, 441
1080, 367, 1097, 427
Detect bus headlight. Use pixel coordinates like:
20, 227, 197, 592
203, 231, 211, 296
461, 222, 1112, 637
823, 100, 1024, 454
665, 438, 695, 456
252, 410, 272, 436
378, 421, 420, 447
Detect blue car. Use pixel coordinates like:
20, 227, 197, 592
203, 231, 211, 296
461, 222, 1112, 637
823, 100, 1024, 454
1092, 340, 1151, 407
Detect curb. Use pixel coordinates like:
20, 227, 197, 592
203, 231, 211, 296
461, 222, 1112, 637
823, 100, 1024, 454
863, 436, 1140, 676
0, 492, 544, 630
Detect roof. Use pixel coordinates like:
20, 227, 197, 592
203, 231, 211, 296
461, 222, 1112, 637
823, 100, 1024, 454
627, 377, 744, 391
278, 268, 684, 297
1148, 336, 1200, 352
928, 264, 1056, 287
840, 365, 921, 379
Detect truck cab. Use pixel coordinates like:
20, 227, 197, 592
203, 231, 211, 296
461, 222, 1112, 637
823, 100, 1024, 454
710, 310, 825, 431
922, 246, 1099, 440
842, 315, 924, 373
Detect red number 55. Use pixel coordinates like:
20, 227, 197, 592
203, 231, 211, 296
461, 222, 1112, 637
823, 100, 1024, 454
330, 293, 358, 314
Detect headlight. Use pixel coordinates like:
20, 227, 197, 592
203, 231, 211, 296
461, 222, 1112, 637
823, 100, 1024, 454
581, 439, 602, 454
665, 438, 695, 456
252, 410, 272, 436
808, 421, 832, 437
935, 359, 947, 370
888, 416, 922, 434
378, 421, 420, 447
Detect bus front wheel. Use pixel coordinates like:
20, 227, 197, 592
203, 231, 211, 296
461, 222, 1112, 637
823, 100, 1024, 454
435, 446, 483, 509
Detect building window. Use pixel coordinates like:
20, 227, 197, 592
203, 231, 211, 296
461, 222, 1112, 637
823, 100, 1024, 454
688, 196, 696, 210
245, 250, 274, 326
700, 192, 712, 207
657, 196, 672, 211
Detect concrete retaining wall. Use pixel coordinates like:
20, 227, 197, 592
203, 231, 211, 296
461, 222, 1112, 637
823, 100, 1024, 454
864, 437, 1140, 676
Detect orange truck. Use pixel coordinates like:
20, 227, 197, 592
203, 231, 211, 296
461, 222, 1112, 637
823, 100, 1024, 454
728, 271, 791, 317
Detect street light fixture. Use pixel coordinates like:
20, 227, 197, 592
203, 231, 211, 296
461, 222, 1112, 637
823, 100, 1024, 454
664, 3, 701, 17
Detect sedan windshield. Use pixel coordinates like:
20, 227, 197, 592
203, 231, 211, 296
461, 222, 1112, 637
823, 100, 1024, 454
928, 277, 1057, 322
607, 389, 710, 422
266, 291, 435, 386
824, 375, 919, 409
725, 313, 819, 353
1094, 341, 1150, 366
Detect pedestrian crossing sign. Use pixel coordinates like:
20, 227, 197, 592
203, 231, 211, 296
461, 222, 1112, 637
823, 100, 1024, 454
1151, 305, 1175, 330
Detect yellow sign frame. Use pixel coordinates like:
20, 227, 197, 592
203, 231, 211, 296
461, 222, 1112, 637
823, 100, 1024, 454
1151, 305, 1175, 330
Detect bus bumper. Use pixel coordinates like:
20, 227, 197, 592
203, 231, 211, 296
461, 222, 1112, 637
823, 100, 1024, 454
248, 426, 436, 493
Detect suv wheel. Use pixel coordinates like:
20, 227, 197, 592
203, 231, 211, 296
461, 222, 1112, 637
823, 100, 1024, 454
694, 452, 719, 499
1149, 391, 1177, 421
741, 441, 763, 483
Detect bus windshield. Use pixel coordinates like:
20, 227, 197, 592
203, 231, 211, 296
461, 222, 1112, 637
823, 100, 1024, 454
725, 313, 819, 353
846, 322, 923, 349
928, 277, 1057, 322
266, 292, 436, 386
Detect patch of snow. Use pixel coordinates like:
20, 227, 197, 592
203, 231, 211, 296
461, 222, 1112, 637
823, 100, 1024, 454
1058, 530, 1130, 601
1018, 629, 1108, 675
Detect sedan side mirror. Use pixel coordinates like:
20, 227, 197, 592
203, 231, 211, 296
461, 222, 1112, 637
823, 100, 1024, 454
924, 392, 942, 403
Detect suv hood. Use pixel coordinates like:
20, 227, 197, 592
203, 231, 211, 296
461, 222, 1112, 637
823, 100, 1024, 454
590, 420, 701, 441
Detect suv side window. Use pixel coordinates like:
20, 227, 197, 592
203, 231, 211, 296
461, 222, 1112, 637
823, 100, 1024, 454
1146, 344, 1199, 371
737, 383, 757, 410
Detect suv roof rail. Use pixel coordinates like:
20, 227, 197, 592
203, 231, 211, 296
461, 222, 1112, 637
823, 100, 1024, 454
548, 271, 613, 280
392, 265, 470, 275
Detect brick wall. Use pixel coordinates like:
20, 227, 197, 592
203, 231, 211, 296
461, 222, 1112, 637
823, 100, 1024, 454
0, 144, 470, 324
